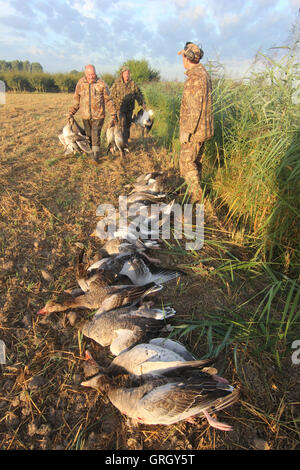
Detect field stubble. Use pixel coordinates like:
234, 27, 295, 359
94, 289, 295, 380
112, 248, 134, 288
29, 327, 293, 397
0, 93, 299, 450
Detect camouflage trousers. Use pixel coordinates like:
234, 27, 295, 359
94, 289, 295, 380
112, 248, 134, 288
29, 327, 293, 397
179, 140, 205, 199
118, 110, 132, 144
82, 118, 104, 153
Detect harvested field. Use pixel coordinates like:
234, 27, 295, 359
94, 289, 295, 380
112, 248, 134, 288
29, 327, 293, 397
0, 93, 299, 451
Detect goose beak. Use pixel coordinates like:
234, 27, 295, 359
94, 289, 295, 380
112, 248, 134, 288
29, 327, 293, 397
37, 307, 48, 315
85, 350, 93, 361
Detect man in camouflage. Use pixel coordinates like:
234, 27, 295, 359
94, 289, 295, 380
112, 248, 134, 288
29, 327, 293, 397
110, 66, 146, 144
178, 42, 214, 201
68, 64, 117, 161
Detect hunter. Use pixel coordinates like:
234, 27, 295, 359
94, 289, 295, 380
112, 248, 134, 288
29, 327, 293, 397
178, 42, 214, 201
110, 66, 146, 144
68, 64, 117, 162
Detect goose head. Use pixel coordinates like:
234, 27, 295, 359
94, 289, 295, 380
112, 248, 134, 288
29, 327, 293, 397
37, 293, 76, 315
81, 372, 112, 393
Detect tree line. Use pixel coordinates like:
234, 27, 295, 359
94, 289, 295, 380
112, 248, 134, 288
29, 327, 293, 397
0, 60, 43, 73
0, 59, 161, 92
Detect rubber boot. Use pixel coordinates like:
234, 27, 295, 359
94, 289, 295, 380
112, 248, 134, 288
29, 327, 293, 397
92, 146, 101, 162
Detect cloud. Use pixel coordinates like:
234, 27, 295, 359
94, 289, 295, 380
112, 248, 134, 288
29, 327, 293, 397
28, 46, 44, 56
181, 5, 205, 20
174, 0, 189, 8
0, 14, 43, 32
289, 0, 300, 6
220, 13, 239, 27
72, 0, 97, 18
0, 0, 298, 79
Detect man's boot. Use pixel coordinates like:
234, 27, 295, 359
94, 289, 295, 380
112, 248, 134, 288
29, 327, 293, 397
92, 146, 101, 162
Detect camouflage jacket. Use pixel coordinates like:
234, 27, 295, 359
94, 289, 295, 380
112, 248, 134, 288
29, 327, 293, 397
179, 63, 214, 143
110, 77, 144, 114
69, 76, 116, 120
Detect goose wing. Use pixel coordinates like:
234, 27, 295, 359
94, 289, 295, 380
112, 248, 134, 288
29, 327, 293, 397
96, 282, 163, 314
138, 377, 236, 424
120, 254, 181, 286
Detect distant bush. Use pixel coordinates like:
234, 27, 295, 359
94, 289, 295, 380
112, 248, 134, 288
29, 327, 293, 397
5, 74, 32, 92
28, 74, 57, 92
53, 73, 78, 92
101, 73, 116, 87
0, 59, 161, 92
1, 71, 77, 92
0, 60, 43, 72
118, 59, 161, 84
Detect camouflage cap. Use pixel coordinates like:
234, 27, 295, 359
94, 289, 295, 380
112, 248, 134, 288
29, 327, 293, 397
178, 42, 203, 63
120, 66, 130, 74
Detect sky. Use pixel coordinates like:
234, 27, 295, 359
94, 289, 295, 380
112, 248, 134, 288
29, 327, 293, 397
0, 0, 299, 80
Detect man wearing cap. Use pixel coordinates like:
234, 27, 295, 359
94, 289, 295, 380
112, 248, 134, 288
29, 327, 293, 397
178, 42, 214, 201
68, 64, 117, 162
110, 66, 146, 144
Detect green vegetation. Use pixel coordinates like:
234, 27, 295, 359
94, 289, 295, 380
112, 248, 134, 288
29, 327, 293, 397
0, 59, 43, 72
118, 58, 161, 84
0, 58, 160, 92
142, 47, 299, 274
209, 47, 299, 271
0, 71, 81, 92
142, 81, 183, 155
139, 45, 299, 366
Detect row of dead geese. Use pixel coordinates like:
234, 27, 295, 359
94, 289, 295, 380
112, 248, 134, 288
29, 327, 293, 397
37, 172, 239, 430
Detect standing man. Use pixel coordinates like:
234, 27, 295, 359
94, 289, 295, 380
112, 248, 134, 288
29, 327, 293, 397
110, 66, 146, 145
178, 42, 214, 201
68, 64, 117, 162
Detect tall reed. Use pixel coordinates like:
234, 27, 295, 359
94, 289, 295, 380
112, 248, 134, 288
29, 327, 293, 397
207, 47, 300, 270
142, 81, 183, 155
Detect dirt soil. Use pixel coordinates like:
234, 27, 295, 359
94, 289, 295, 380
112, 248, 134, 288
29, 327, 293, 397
0, 93, 299, 451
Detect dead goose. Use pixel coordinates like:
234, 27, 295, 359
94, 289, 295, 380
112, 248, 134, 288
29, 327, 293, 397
135, 172, 163, 185
84, 338, 218, 376
129, 173, 165, 194
58, 116, 92, 155
81, 367, 239, 430
94, 238, 162, 265
126, 191, 166, 205
106, 124, 129, 158
132, 109, 154, 137
87, 252, 183, 286
98, 238, 161, 258
77, 304, 176, 355
107, 199, 175, 242
37, 280, 163, 316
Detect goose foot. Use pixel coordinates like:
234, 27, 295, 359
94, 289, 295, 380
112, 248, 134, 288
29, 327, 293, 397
203, 410, 233, 431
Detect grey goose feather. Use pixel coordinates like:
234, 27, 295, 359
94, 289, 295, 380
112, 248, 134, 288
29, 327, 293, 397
80, 305, 176, 355
84, 338, 218, 377
87, 252, 183, 286
81, 367, 239, 430
37, 280, 163, 315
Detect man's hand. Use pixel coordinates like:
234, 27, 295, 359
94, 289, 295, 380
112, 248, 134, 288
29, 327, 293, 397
111, 114, 118, 125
